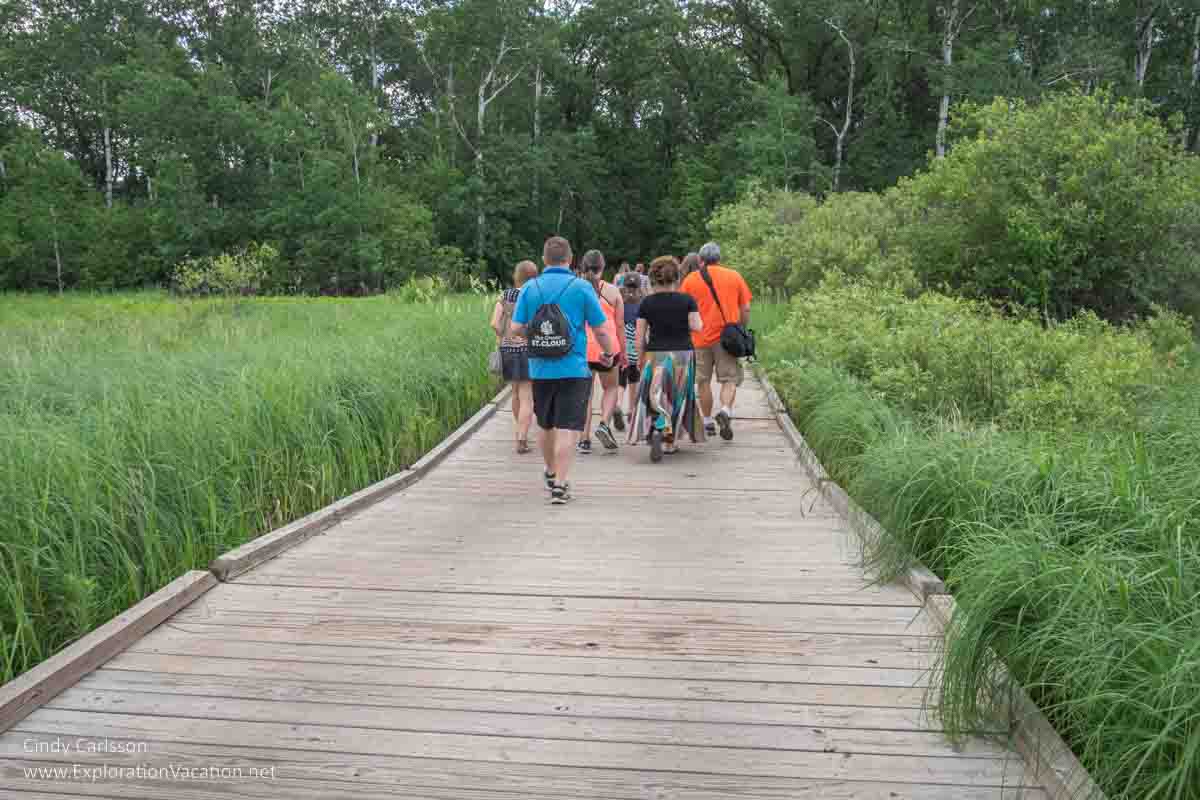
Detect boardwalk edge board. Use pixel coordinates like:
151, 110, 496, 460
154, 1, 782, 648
210, 383, 510, 581
0, 570, 217, 734
753, 365, 1106, 800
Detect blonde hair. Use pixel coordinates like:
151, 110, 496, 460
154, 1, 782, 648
513, 260, 538, 287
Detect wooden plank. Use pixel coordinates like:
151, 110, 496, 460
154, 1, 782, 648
231, 568, 918, 606
9, 710, 1041, 787
97, 652, 929, 707
0, 571, 216, 734
46, 690, 1010, 758
180, 585, 938, 634
69, 669, 946, 731
0, 748, 1047, 800
129, 621, 942, 669
127, 628, 933, 686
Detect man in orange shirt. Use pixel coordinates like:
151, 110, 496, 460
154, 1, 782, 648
680, 242, 752, 441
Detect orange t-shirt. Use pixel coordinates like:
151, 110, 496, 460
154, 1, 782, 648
681, 265, 752, 349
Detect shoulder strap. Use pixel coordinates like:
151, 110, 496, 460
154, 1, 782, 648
699, 266, 727, 325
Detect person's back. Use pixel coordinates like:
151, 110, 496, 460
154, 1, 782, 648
681, 263, 751, 350
510, 236, 613, 505
680, 242, 751, 441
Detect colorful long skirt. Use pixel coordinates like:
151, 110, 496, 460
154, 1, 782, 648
627, 350, 706, 446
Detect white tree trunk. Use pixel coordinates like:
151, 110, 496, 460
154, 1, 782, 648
0, 158, 7, 181
263, 67, 275, 178
102, 82, 114, 209
1189, 14, 1200, 150
476, 84, 487, 259
533, 58, 543, 213
822, 20, 855, 190
1134, 13, 1155, 90
147, 173, 155, 203
936, 0, 959, 159
50, 205, 64, 294
370, 48, 380, 148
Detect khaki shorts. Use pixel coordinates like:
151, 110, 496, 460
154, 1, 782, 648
695, 344, 744, 386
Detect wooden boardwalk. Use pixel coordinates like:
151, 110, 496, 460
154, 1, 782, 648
1, 377, 1046, 799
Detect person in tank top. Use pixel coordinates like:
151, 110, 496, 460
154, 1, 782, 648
577, 249, 624, 454
490, 260, 539, 453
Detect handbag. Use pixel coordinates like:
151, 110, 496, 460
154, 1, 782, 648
698, 266, 756, 359
488, 349, 503, 375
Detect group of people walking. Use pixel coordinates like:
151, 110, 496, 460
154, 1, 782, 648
490, 236, 752, 504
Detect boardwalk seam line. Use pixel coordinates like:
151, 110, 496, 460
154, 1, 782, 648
752, 364, 1106, 800
0, 570, 217, 734
209, 384, 510, 581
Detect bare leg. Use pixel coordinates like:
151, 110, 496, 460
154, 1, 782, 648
554, 428, 581, 483
626, 379, 640, 419
720, 381, 738, 414
698, 373, 715, 418
598, 367, 619, 426
582, 374, 595, 441
539, 425, 554, 474
515, 381, 534, 446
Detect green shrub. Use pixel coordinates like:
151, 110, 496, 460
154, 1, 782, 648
172, 243, 278, 295
768, 281, 1187, 430
895, 91, 1200, 322
707, 185, 817, 290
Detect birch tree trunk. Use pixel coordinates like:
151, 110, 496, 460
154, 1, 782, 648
936, 0, 959, 159
50, 205, 64, 294
819, 20, 855, 191
102, 82, 114, 209
1189, 14, 1200, 151
370, 47, 380, 148
1134, 12, 1155, 91
476, 83, 487, 260
263, 67, 275, 179
532, 58, 543, 215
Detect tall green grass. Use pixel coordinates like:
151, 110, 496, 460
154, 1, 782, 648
0, 292, 498, 682
762, 294, 1200, 798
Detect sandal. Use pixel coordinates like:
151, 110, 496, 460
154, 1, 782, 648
516, 439, 531, 454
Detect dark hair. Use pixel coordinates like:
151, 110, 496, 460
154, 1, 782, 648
543, 236, 572, 265
648, 255, 681, 287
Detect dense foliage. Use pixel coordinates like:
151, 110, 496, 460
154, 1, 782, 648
762, 297, 1200, 799
0, 293, 498, 682
713, 92, 1200, 323
4, 1, 1200, 291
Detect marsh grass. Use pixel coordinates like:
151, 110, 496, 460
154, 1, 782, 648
0, 292, 498, 682
762, 341, 1200, 798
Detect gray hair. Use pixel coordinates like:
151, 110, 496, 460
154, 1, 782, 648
698, 242, 721, 265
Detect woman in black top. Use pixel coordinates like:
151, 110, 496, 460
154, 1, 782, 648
627, 256, 706, 461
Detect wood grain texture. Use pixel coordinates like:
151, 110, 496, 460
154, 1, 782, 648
0, 375, 1049, 798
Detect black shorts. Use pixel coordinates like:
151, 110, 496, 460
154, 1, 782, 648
533, 378, 592, 432
588, 361, 615, 373
618, 364, 640, 387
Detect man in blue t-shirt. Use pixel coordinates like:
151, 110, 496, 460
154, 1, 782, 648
511, 236, 618, 505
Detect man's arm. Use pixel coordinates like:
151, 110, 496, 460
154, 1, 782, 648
635, 318, 649, 365
739, 305, 751, 326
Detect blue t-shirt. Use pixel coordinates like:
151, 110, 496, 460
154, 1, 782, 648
512, 266, 607, 379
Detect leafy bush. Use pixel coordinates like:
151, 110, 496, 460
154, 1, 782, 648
769, 280, 1189, 430
172, 243, 279, 295
707, 186, 914, 292
895, 91, 1200, 322
391, 274, 451, 304
707, 185, 817, 290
